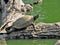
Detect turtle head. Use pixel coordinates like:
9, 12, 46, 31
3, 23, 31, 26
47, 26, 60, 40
34, 14, 40, 21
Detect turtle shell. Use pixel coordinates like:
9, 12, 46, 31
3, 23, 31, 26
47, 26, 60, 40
12, 15, 34, 29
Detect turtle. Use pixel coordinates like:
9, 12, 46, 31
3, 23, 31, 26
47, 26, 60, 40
0, 14, 40, 34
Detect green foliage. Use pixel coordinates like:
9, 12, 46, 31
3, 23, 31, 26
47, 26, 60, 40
23, 0, 60, 23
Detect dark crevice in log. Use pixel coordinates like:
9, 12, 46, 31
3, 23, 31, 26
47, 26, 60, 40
4, 0, 9, 4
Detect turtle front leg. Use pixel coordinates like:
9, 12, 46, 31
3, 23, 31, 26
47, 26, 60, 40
31, 23, 36, 31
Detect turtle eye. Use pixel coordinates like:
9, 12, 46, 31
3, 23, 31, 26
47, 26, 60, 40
4, 0, 9, 4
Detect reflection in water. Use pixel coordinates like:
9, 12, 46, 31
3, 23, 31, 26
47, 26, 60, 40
0, 38, 7, 45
